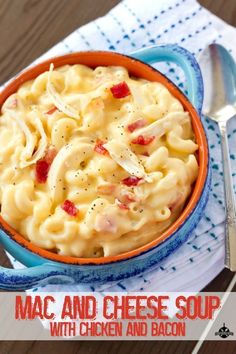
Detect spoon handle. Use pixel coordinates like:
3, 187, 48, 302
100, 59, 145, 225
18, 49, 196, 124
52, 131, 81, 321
219, 120, 236, 271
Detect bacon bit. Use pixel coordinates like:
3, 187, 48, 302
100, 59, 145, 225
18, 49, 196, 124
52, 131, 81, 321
131, 135, 155, 145
118, 190, 137, 203
169, 200, 179, 212
4, 97, 18, 111
169, 193, 183, 212
141, 151, 149, 157
122, 176, 144, 187
35, 147, 57, 183
44, 147, 57, 164
8, 98, 18, 109
97, 184, 116, 195
61, 200, 78, 217
115, 199, 130, 210
12, 98, 18, 108
35, 160, 50, 183
110, 82, 131, 99
94, 139, 109, 155
127, 119, 147, 133
46, 106, 58, 115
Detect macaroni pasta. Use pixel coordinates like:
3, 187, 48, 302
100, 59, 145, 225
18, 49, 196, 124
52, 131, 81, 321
0, 64, 199, 257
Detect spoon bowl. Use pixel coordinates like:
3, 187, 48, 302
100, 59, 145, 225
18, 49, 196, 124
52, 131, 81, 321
199, 43, 236, 271
199, 44, 236, 121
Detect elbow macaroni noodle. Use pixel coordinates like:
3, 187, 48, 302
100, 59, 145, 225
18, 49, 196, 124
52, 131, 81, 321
0, 64, 199, 257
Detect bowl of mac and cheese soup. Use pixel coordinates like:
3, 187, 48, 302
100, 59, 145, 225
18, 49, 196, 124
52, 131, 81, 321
0, 46, 210, 289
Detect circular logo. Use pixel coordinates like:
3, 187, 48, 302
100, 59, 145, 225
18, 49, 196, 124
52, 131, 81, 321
215, 323, 234, 339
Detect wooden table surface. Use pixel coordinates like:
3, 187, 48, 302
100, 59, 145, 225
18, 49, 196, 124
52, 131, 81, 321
0, 0, 235, 353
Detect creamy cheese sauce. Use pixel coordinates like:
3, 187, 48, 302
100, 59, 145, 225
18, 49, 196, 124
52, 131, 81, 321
0, 64, 199, 257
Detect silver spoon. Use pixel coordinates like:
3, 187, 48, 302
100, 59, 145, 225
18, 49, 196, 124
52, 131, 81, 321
199, 43, 236, 271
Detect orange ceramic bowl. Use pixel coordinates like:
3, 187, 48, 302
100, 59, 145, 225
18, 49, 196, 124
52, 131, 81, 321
0, 46, 210, 289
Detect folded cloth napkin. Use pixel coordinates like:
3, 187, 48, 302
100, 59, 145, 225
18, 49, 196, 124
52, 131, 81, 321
6, 0, 236, 292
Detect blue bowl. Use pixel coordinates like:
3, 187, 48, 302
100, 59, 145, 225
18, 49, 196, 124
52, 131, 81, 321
0, 44, 210, 290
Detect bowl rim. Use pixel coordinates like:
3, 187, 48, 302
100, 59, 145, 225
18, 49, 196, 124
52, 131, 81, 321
0, 50, 209, 265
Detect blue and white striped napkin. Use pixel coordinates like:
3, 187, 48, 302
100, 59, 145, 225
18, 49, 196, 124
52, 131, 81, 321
8, 0, 236, 292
